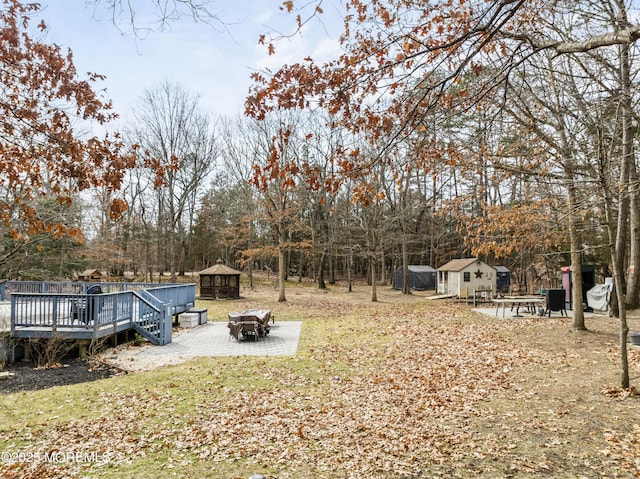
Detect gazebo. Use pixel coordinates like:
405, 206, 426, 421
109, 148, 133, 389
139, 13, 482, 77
198, 260, 241, 299
77, 269, 103, 282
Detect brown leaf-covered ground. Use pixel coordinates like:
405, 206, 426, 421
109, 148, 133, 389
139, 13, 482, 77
0, 281, 639, 478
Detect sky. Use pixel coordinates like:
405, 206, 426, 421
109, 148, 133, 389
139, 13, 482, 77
35, 1, 344, 130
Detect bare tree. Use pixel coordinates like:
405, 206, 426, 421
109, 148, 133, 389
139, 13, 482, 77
249, 111, 311, 302
218, 116, 262, 286
84, 0, 224, 36
129, 80, 218, 282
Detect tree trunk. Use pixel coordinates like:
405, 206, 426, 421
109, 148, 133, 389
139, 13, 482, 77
348, 246, 353, 292
599, 116, 631, 389
615, 138, 630, 305
318, 249, 327, 289
317, 205, 329, 289
329, 250, 336, 285
248, 257, 253, 289
278, 227, 287, 302
566, 178, 585, 330
370, 256, 378, 302
169, 227, 177, 283
620, 38, 640, 308
179, 238, 186, 276
402, 233, 411, 295
626, 160, 640, 307
607, 203, 630, 388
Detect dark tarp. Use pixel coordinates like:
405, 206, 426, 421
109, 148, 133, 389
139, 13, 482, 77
393, 265, 436, 291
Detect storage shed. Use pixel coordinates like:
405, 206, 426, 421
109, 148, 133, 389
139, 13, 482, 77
495, 265, 511, 293
198, 260, 241, 299
561, 264, 595, 310
437, 258, 496, 298
393, 265, 436, 291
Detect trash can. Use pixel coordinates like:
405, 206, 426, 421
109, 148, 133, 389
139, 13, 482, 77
545, 288, 567, 317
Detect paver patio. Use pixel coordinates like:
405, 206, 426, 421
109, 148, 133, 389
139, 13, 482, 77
136, 320, 302, 358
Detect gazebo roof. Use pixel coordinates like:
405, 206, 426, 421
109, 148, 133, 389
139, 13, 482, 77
199, 261, 241, 276
80, 269, 102, 276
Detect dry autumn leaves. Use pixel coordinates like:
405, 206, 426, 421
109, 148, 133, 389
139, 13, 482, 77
1, 285, 640, 478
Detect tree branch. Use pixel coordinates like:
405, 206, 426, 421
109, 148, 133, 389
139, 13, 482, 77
505, 24, 640, 54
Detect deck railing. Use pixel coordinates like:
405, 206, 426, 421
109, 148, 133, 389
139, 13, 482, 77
144, 284, 195, 314
0, 280, 172, 300
7, 282, 195, 345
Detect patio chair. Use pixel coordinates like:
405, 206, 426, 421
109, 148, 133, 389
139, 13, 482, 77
227, 312, 243, 341
71, 284, 104, 325
228, 312, 261, 342
227, 320, 242, 341
239, 320, 261, 341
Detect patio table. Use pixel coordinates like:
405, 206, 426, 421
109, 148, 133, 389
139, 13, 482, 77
227, 309, 273, 341
493, 297, 543, 318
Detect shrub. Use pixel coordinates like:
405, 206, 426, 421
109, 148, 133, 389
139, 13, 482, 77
28, 335, 76, 369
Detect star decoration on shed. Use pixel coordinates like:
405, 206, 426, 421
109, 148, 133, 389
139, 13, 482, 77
474, 269, 483, 279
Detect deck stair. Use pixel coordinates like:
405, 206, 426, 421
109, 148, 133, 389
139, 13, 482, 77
133, 290, 170, 345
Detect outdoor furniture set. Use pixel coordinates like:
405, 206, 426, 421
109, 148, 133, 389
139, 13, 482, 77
227, 309, 274, 342
493, 289, 568, 318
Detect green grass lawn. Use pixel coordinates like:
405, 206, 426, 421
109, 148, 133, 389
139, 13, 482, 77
1, 280, 639, 479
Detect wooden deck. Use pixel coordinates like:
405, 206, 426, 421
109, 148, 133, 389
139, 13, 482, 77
1, 282, 196, 346
11, 319, 133, 340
